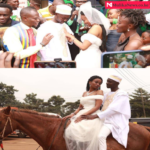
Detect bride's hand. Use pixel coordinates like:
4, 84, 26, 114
75, 116, 83, 123
64, 28, 74, 42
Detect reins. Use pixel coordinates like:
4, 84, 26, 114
0, 114, 13, 150
47, 118, 70, 150
47, 118, 63, 150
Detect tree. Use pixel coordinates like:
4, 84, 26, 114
61, 100, 80, 117
23, 93, 44, 111
129, 88, 150, 118
0, 82, 18, 107
46, 95, 65, 116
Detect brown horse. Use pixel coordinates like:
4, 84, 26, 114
0, 106, 150, 150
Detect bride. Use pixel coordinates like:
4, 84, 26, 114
64, 2, 110, 68
64, 75, 104, 150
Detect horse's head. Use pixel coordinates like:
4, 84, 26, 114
0, 106, 13, 138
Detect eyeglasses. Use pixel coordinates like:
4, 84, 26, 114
76, 1, 87, 4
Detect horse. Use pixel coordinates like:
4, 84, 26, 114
0, 106, 150, 150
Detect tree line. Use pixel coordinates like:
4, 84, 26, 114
0, 82, 150, 117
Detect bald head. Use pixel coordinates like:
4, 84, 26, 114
20, 6, 40, 28
49, 0, 65, 15
53, 0, 65, 4
20, 6, 37, 18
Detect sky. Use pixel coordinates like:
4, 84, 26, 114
0, 69, 150, 103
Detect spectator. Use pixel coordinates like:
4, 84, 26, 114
0, 3, 19, 50
0, 3, 19, 27
3, 6, 53, 68
134, 54, 146, 68
141, 30, 150, 46
29, 0, 41, 10
6, 0, 21, 21
67, 0, 87, 60
106, 9, 123, 52
114, 9, 146, 51
38, 0, 64, 21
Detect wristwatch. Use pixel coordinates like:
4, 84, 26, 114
40, 42, 46, 47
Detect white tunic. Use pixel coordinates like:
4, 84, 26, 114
97, 90, 131, 148
36, 20, 73, 61
119, 61, 133, 68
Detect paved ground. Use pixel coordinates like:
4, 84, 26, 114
3, 136, 43, 150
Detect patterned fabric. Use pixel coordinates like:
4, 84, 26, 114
102, 90, 118, 111
14, 24, 30, 68
27, 28, 37, 68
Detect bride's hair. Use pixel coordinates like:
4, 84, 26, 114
86, 76, 103, 91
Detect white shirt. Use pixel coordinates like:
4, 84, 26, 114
36, 20, 73, 61
119, 61, 133, 68
12, 8, 21, 20
97, 90, 131, 148
3, 22, 43, 59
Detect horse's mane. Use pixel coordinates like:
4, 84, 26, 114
3, 108, 61, 118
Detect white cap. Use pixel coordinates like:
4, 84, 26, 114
108, 75, 122, 83
56, 5, 72, 15
127, 55, 133, 59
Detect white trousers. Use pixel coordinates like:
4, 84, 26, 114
98, 125, 111, 150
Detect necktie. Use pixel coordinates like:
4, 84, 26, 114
27, 28, 37, 68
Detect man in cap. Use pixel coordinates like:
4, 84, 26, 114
81, 75, 131, 150
38, 0, 73, 21
36, 4, 73, 61
119, 54, 133, 68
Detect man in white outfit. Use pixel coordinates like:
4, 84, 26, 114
36, 5, 73, 61
81, 75, 131, 150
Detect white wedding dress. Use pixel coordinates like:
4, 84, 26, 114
75, 33, 102, 68
64, 95, 104, 150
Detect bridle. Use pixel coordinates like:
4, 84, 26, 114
0, 114, 13, 140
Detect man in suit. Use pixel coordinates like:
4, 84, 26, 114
3, 6, 53, 68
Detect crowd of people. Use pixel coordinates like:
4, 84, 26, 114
0, 0, 150, 68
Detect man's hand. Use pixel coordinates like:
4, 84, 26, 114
140, 45, 150, 51
75, 116, 83, 123
0, 51, 20, 68
81, 114, 98, 120
41, 33, 54, 46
